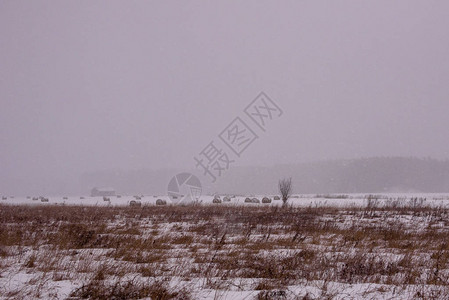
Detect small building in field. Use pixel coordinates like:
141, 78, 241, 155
91, 187, 115, 197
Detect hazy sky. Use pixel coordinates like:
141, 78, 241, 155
1, 1, 449, 192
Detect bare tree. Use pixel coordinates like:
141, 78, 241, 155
278, 177, 293, 206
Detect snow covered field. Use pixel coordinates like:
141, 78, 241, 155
2, 193, 449, 208
2, 194, 449, 299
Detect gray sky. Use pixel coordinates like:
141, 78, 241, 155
1, 1, 449, 193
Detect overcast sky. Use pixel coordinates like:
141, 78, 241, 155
1, 1, 449, 192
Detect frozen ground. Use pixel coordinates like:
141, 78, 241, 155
2, 194, 449, 299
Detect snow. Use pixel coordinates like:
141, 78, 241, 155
1, 193, 449, 208
2, 193, 449, 299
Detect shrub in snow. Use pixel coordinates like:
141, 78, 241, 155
103, 197, 110, 202
278, 177, 293, 206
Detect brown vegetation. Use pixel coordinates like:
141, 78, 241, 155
2, 204, 449, 298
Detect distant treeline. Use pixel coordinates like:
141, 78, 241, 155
212, 157, 449, 194
81, 157, 449, 195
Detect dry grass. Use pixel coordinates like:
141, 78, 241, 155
2, 204, 449, 298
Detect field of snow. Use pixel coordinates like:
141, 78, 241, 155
2, 194, 449, 299
2, 193, 449, 208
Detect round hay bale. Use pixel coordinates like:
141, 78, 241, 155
262, 197, 271, 203
213, 198, 222, 204
129, 200, 141, 207
223, 196, 231, 202
156, 199, 167, 206
251, 198, 260, 203
273, 196, 281, 200
244, 197, 252, 203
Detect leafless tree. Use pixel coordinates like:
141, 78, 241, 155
278, 177, 292, 206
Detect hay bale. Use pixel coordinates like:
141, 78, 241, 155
156, 199, 167, 206
251, 198, 260, 203
244, 197, 252, 203
103, 197, 110, 201
213, 198, 222, 204
41, 198, 49, 202
262, 197, 271, 203
273, 196, 281, 200
129, 200, 141, 207
223, 196, 231, 202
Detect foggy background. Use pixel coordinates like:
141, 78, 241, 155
1, 1, 449, 196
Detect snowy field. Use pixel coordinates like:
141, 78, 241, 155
2, 194, 449, 299
2, 193, 449, 208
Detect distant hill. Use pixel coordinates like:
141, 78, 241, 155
208, 157, 449, 194
80, 157, 449, 195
